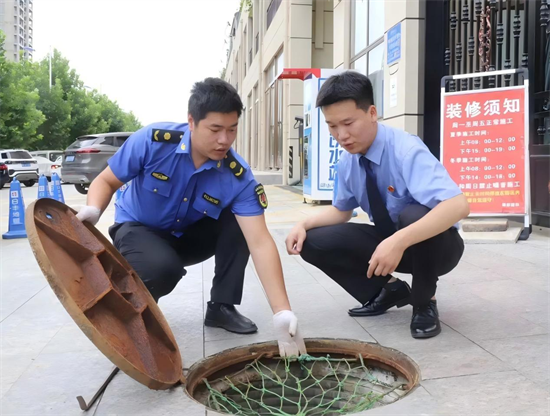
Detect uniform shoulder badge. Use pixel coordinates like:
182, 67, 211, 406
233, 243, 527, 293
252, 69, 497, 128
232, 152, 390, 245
224, 153, 247, 179
255, 184, 268, 209
151, 129, 184, 145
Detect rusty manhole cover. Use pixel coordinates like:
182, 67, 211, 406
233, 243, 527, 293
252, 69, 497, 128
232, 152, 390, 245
186, 339, 420, 415
26, 199, 184, 389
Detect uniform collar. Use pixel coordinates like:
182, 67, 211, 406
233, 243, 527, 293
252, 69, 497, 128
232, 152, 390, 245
175, 127, 191, 154
364, 123, 385, 166
175, 128, 225, 173
203, 157, 225, 173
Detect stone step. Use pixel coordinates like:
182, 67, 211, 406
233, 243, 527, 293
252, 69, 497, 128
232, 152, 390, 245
462, 218, 509, 232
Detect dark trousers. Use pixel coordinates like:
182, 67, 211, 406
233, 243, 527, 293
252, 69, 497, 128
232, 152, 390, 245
300, 205, 465, 307
109, 209, 249, 303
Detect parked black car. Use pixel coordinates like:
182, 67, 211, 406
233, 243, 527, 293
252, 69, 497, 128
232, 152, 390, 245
0, 163, 9, 189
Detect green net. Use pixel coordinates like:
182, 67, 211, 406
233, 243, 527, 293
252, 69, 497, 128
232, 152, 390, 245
203, 354, 407, 416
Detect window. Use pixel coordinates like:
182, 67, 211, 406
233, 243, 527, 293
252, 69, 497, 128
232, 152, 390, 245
277, 52, 284, 75
353, 0, 367, 55
98, 137, 115, 146
253, 85, 259, 168
266, 0, 282, 30
243, 47, 247, 77
240, 107, 246, 154
114, 136, 129, 147
68, 137, 98, 149
368, 0, 384, 43
235, 57, 239, 88
266, 49, 284, 86
246, 93, 252, 163
276, 77, 283, 168
253, 0, 259, 56
265, 50, 284, 169
9, 151, 32, 159
48, 152, 62, 162
351, 0, 385, 118
248, 17, 253, 65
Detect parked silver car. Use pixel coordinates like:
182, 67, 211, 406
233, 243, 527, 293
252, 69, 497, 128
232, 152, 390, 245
61, 132, 132, 194
0, 149, 39, 188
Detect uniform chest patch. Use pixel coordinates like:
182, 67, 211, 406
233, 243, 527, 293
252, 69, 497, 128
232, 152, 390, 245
255, 184, 268, 209
151, 172, 169, 181
203, 193, 220, 205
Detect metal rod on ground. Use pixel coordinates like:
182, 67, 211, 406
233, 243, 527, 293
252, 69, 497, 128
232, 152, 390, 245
76, 367, 120, 411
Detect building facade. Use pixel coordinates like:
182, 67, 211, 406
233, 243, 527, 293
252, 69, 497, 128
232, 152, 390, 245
0, 0, 34, 62
225, 0, 548, 226
224, 0, 334, 185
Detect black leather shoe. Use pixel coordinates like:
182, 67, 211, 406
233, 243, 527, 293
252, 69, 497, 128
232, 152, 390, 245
348, 280, 411, 317
410, 300, 441, 339
204, 302, 258, 334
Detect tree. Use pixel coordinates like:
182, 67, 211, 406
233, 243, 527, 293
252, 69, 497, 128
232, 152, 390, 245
0, 36, 143, 150
32, 53, 72, 150
0, 31, 45, 149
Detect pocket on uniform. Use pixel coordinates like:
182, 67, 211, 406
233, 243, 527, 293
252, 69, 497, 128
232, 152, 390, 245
385, 192, 413, 221
192, 196, 222, 220
142, 175, 173, 198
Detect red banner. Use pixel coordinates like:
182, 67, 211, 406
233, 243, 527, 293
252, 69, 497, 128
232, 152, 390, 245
442, 87, 526, 214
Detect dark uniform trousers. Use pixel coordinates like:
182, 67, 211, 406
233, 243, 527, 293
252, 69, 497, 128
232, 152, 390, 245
109, 209, 249, 303
300, 204, 465, 307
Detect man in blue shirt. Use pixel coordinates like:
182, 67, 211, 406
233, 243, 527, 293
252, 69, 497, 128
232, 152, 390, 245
76, 78, 306, 357
286, 72, 469, 339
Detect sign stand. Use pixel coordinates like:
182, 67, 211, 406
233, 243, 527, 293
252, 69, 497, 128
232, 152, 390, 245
441, 69, 531, 240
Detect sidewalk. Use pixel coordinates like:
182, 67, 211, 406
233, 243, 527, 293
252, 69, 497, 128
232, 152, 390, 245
1, 185, 549, 415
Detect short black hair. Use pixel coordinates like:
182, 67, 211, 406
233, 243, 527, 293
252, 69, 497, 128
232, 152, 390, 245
316, 71, 374, 111
188, 78, 243, 123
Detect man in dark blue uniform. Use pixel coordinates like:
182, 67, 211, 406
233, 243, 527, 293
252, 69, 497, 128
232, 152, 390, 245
76, 78, 306, 357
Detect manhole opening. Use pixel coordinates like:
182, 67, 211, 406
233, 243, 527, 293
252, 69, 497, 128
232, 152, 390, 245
186, 340, 420, 416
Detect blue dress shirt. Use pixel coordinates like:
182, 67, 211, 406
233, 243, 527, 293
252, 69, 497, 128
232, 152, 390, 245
333, 123, 462, 225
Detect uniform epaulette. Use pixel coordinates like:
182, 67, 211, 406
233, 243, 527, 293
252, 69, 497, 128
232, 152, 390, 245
224, 152, 246, 179
151, 129, 184, 145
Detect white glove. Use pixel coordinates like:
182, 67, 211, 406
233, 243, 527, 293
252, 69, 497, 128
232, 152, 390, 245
273, 310, 307, 358
75, 205, 102, 226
